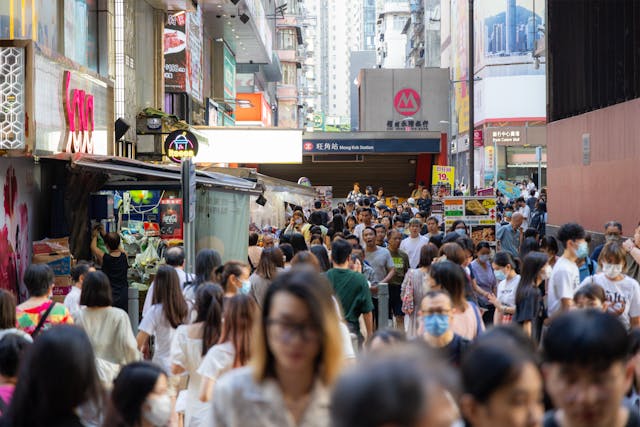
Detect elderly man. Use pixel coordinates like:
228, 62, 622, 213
496, 212, 523, 258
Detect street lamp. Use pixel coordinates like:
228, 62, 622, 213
468, 0, 475, 195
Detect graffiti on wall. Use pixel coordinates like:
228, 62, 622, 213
0, 161, 32, 300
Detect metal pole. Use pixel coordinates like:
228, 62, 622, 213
468, 0, 475, 195
377, 283, 389, 330
494, 137, 498, 187
537, 146, 542, 190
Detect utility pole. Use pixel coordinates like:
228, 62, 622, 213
468, 0, 475, 195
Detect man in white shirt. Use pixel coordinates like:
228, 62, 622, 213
400, 218, 429, 268
547, 223, 587, 317
516, 197, 531, 229
353, 208, 374, 247
64, 261, 94, 318
142, 247, 193, 316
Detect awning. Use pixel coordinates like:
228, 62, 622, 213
39, 153, 261, 194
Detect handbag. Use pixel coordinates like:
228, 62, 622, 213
401, 270, 415, 314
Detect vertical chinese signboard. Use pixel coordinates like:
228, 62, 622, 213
444, 197, 498, 247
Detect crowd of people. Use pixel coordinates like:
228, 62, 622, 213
3, 180, 640, 427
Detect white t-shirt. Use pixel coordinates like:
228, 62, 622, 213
142, 268, 194, 317
547, 257, 580, 316
139, 304, 179, 372
400, 235, 429, 268
518, 205, 531, 227
354, 223, 374, 247
579, 273, 640, 330
197, 341, 236, 381
497, 275, 521, 308
63, 286, 82, 318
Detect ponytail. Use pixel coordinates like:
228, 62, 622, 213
194, 284, 224, 356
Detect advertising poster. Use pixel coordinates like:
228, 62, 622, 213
223, 45, 236, 101
314, 186, 333, 209
496, 180, 521, 199
432, 165, 455, 197
164, 12, 187, 92
187, 5, 203, 103
444, 197, 498, 246
159, 198, 183, 239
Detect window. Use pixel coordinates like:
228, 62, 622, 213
393, 15, 407, 31
277, 28, 297, 50
282, 63, 297, 85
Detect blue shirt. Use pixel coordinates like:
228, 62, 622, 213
578, 257, 598, 283
496, 223, 520, 258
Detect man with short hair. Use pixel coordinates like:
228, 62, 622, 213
354, 208, 374, 247
362, 227, 395, 286
345, 234, 360, 248
346, 200, 356, 217
516, 196, 531, 229
374, 224, 387, 247
591, 221, 623, 261
426, 216, 443, 247
143, 246, 193, 316
313, 200, 330, 226
496, 212, 524, 258
547, 223, 587, 317
387, 229, 410, 329
420, 290, 470, 366
327, 239, 374, 345
400, 218, 430, 268
543, 310, 638, 427
262, 233, 275, 248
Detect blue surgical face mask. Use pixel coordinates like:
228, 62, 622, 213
423, 314, 449, 337
455, 228, 466, 236
506, 212, 513, 218
478, 254, 490, 263
494, 269, 507, 281
576, 241, 589, 259
397, 227, 404, 233
240, 280, 252, 295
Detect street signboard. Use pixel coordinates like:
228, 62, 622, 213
444, 197, 498, 246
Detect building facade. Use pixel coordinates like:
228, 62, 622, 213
376, 0, 410, 68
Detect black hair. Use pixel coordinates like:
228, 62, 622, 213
362, 226, 376, 238
103, 362, 166, 427
523, 228, 539, 240
462, 328, 539, 404
543, 310, 629, 369
493, 251, 520, 274
314, 200, 323, 209
476, 241, 491, 252
0, 334, 31, 378
330, 214, 345, 233
442, 232, 461, 244
80, 270, 113, 307
194, 249, 222, 287
360, 207, 372, 215
556, 222, 586, 245
519, 236, 540, 259
310, 245, 331, 272
344, 234, 358, 242
194, 283, 224, 356
540, 235, 559, 255
279, 243, 294, 262
366, 329, 406, 349
23, 264, 54, 297
290, 233, 309, 254
374, 224, 386, 231
70, 261, 92, 283
449, 220, 467, 233
309, 211, 325, 226
628, 328, 640, 356
331, 343, 457, 427
249, 232, 260, 246
5, 325, 103, 426
573, 284, 606, 304
536, 201, 547, 213
429, 261, 467, 306
604, 221, 623, 232
103, 232, 121, 251
331, 239, 353, 264
164, 247, 185, 267
455, 236, 475, 256
515, 252, 548, 305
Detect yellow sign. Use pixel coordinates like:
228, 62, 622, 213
432, 165, 455, 196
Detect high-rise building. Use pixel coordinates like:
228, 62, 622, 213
363, 0, 378, 50
376, 0, 411, 68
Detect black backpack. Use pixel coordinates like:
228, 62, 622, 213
530, 211, 545, 235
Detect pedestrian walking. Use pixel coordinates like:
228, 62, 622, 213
401, 243, 439, 338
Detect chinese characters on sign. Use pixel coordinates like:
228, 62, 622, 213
386, 119, 430, 131
491, 129, 522, 145
64, 70, 95, 154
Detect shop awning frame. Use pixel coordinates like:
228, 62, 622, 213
39, 153, 262, 194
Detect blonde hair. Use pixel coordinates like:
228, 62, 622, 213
251, 269, 343, 385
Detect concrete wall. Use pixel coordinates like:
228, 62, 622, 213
547, 97, 640, 235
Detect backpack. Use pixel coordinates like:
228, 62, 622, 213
529, 211, 545, 235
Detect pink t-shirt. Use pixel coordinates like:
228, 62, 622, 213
452, 303, 485, 340
0, 384, 15, 414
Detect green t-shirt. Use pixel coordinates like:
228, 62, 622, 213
388, 249, 410, 287
326, 268, 374, 330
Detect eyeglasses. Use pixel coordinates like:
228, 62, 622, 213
266, 318, 320, 343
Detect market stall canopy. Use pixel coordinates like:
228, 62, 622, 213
39, 153, 261, 194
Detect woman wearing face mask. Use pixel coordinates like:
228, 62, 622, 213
284, 211, 311, 241
103, 362, 171, 427
198, 294, 257, 403
469, 242, 497, 325
210, 269, 343, 427
489, 252, 521, 325
219, 261, 251, 300
579, 241, 640, 330
449, 220, 468, 236
514, 252, 550, 341
460, 328, 544, 427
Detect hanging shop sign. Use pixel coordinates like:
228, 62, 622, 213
164, 130, 199, 163
64, 70, 95, 154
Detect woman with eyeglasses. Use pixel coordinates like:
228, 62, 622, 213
210, 268, 343, 427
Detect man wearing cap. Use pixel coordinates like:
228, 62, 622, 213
407, 198, 420, 216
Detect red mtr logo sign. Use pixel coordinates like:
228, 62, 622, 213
393, 88, 421, 116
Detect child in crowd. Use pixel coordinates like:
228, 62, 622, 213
573, 284, 607, 310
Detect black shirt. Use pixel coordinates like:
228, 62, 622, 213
441, 334, 470, 367
102, 252, 129, 311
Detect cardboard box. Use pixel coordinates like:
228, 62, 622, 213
54, 276, 71, 288
32, 253, 72, 276
33, 238, 70, 255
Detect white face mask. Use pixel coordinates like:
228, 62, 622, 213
602, 263, 624, 279
142, 395, 172, 426
540, 265, 553, 281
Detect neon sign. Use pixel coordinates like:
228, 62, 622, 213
164, 130, 199, 163
63, 71, 95, 154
